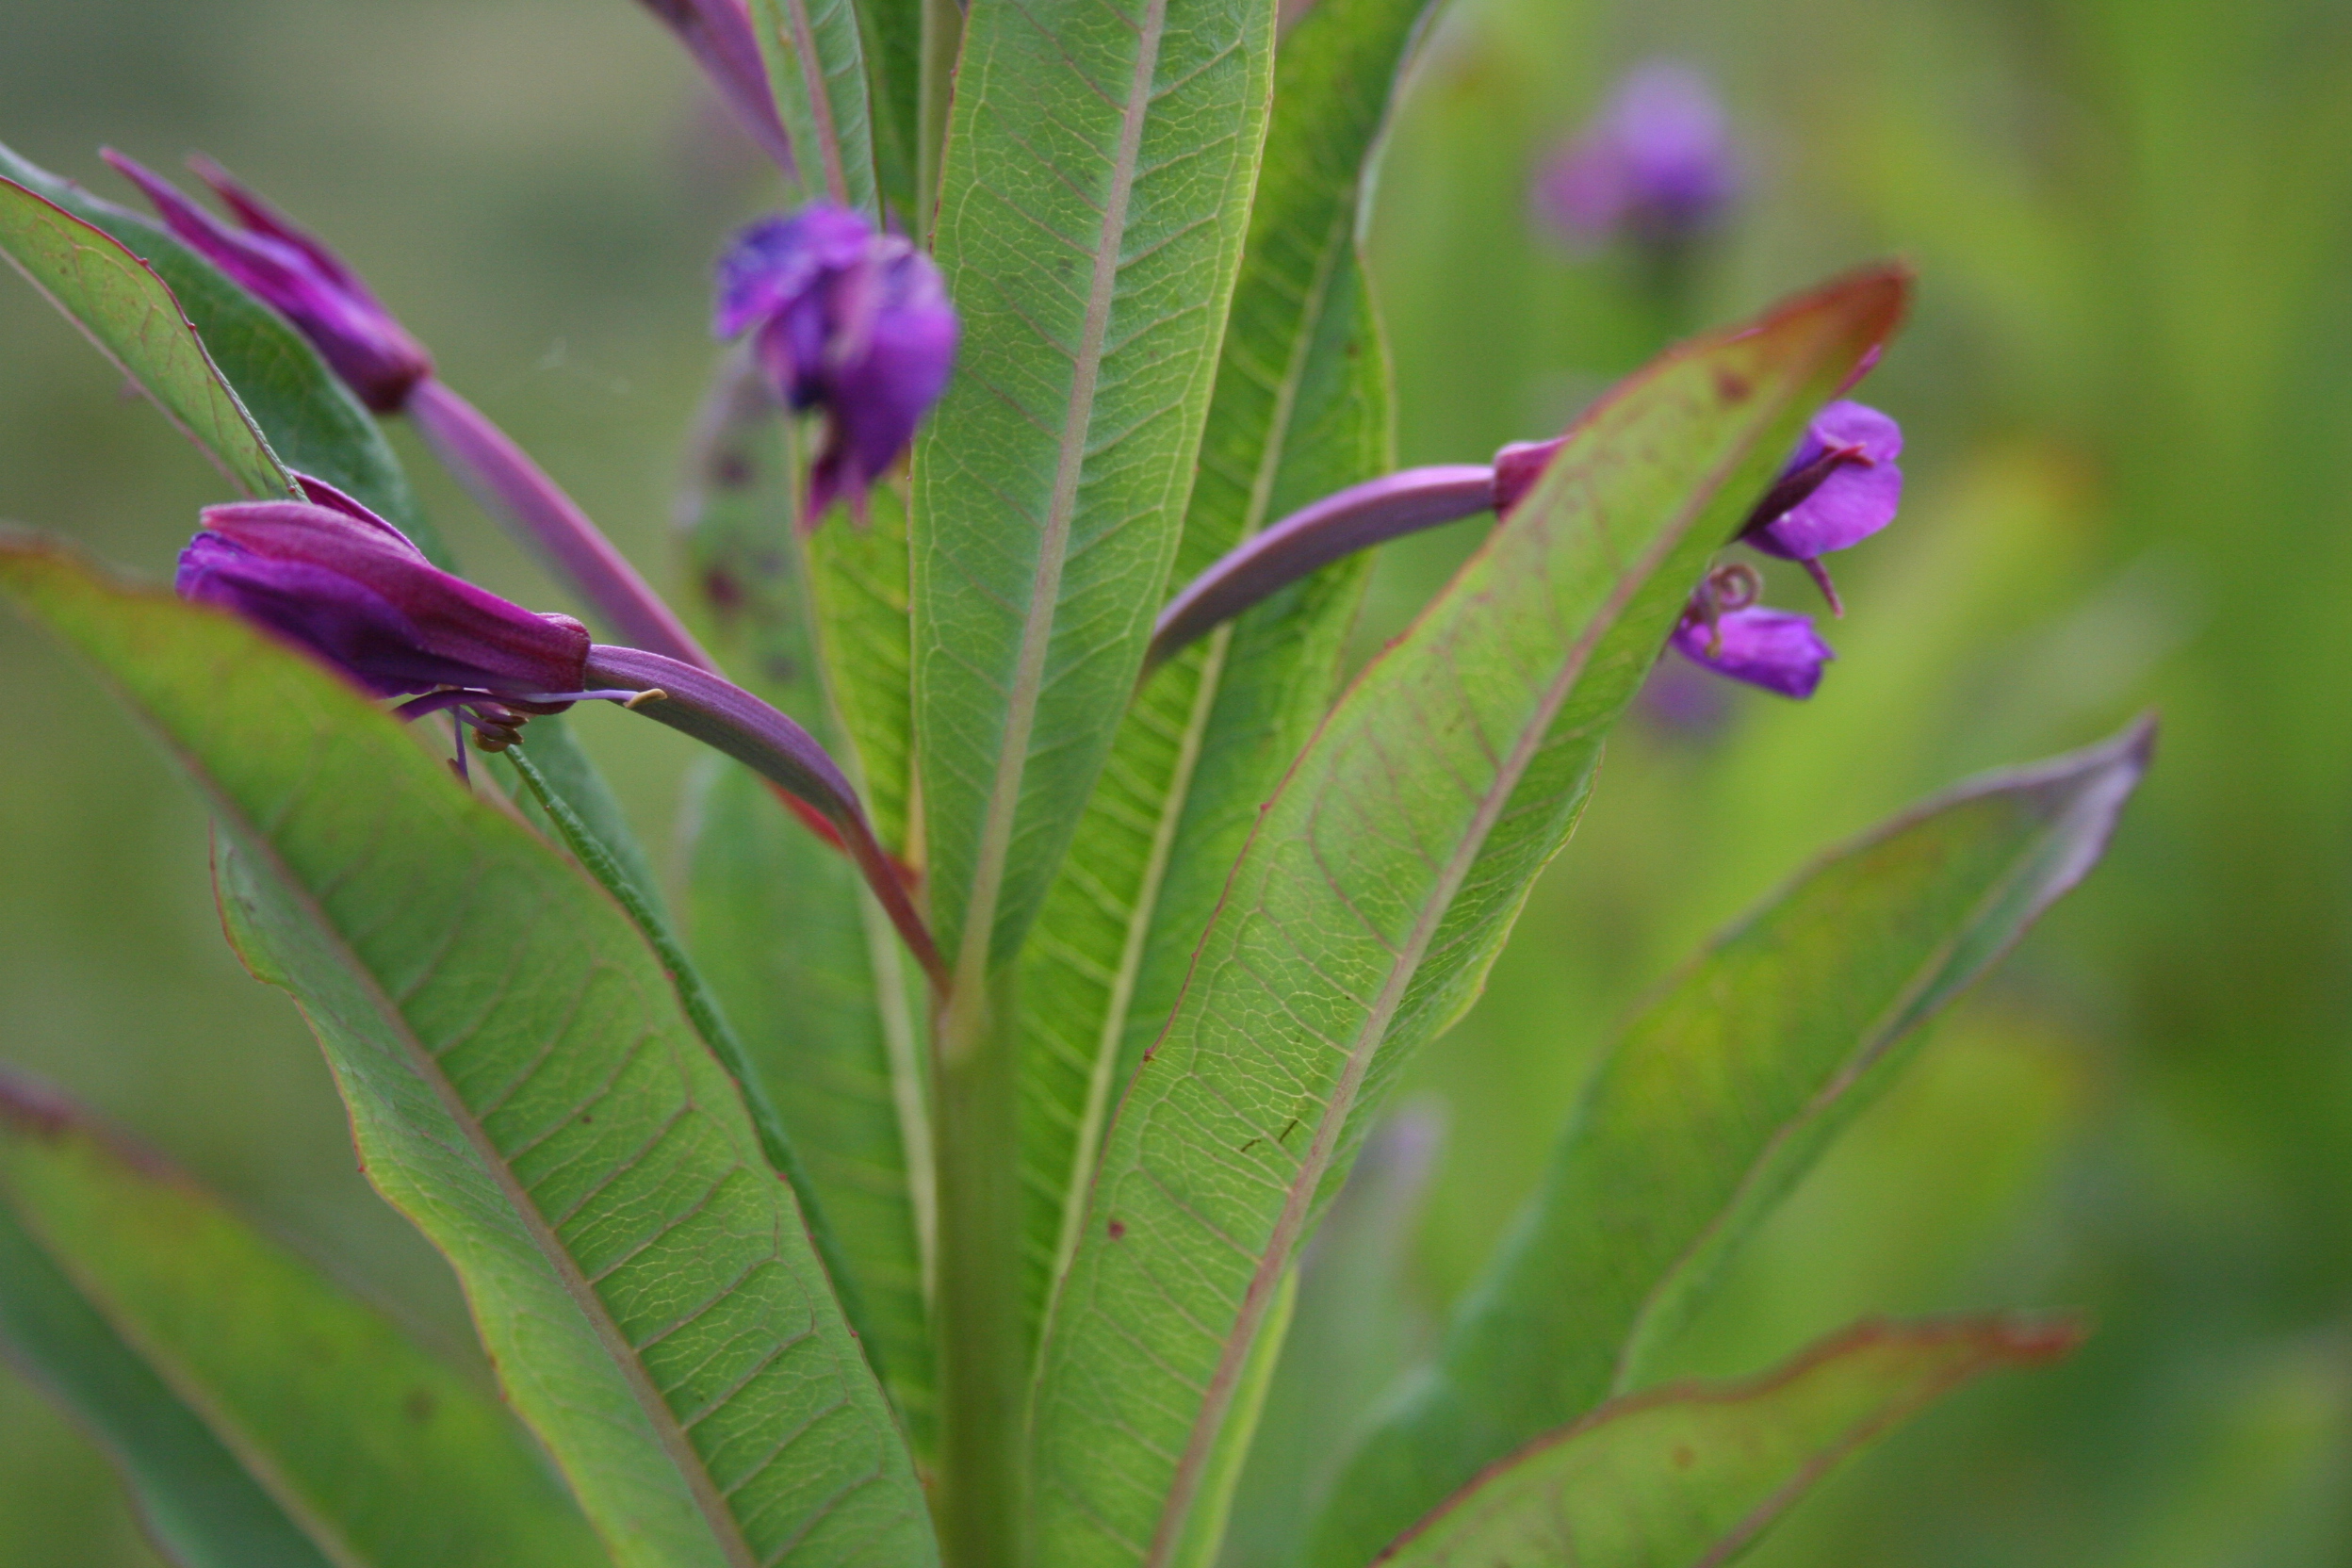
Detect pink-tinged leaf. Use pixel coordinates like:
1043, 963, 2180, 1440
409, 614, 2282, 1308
1027, 268, 1910, 1567
1373, 1318, 2078, 1568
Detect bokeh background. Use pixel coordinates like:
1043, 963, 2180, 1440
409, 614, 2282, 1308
4, 0, 2350, 1560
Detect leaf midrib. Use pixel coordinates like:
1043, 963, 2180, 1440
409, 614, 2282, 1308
1044, 202, 1357, 1293
780, 0, 853, 204
1140, 364, 1827, 1563
948, 0, 1176, 992
197, 757, 767, 1568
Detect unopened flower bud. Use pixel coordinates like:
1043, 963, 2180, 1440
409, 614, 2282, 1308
106, 152, 432, 414
179, 479, 591, 703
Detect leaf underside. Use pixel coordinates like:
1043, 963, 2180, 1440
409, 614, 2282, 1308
0, 541, 937, 1568
909, 0, 1281, 975
1371, 1318, 2077, 1568
1026, 271, 1908, 1567
1308, 719, 2152, 1565
1014, 0, 1432, 1328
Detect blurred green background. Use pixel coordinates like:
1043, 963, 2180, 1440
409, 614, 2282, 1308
4, 0, 2350, 1560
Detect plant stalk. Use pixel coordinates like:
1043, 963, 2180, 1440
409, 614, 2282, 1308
916, 0, 963, 238
931, 972, 1027, 1567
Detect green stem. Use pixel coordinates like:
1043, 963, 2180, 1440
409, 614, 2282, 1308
931, 972, 1027, 1567
916, 0, 963, 238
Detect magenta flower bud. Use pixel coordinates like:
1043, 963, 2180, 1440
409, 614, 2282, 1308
714, 205, 956, 525
178, 479, 591, 704
633, 0, 795, 172
1537, 60, 1739, 249
104, 150, 432, 413
1739, 400, 1903, 612
1669, 604, 1834, 698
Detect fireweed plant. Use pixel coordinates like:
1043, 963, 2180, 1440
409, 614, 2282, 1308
0, 7, 2148, 1567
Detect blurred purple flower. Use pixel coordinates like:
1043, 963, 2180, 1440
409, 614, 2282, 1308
715, 204, 956, 524
1740, 400, 1903, 612
105, 151, 432, 413
1536, 61, 1739, 249
178, 477, 630, 754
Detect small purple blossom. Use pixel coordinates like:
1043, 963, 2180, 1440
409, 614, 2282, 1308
1667, 562, 1834, 699
715, 205, 956, 525
1536, 61, 1739, 250
105, 151, 432, 413
1739, 400, 1903, 612
177, 478, 629, 755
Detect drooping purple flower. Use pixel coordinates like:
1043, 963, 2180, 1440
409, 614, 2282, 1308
177, 477, 621, 753
105, 151, 432, 413
715, 205, 956, 524
1665, 561, 1833, 698
1536, 61, 1739, 249
1738, 400, 1903, 612
1670, 604, 1834, 698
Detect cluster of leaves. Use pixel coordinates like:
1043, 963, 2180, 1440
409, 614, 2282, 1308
0, 0, 2145, 1561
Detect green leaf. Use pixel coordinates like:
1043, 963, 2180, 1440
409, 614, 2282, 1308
1026, 271, 1908, 1567
0, 1202, 335, 1568
908, 0, 1281, 977
1015, 0, 1430, 1320
1309, 720, 2152, 1566
0, 175, 292, 502
853, 0, 923, 219
0, 142, 440, 559
807, 494, 917, 856
0, 538, 937, 1568
678, 355, 937, 1452
1369, 1319, 2077, 1568
0, 1074, 601, 1568
748, 0, 881, 212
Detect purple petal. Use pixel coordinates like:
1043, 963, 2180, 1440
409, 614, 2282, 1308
806, 246, 956, 520
712, 206, 872, 340
1743, 400, 1904, 561
195, 499, 590, 695
1670, 605, 1835, 698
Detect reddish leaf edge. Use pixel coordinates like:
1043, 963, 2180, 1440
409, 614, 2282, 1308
1370, 1314, 2082, 1568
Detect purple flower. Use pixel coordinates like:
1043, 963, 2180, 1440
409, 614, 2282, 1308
104, 150, 432, 413
1537, 61, 1739, 249
178, 477, 615, 751
715, 205, 956, 525
1670, 604, 1834, 698
1666, 561, 1833, 699
1739, 400, 1903, 612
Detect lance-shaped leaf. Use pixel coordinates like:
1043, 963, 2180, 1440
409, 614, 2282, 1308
0, 175, 291, 501
1308, 719, 2152, 1566
747, 0, 880, 212
907, 0, 1280, 977
680, 361, 938, 1450
1371, 1319, 2078, 1568
0, 1075, 601, 1568
0, 538, 938, 1568
0, 142, 439, 558
1026, 270, 1908, 1568
1014, 0, 1432, 1318
807, 491, 917, 857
